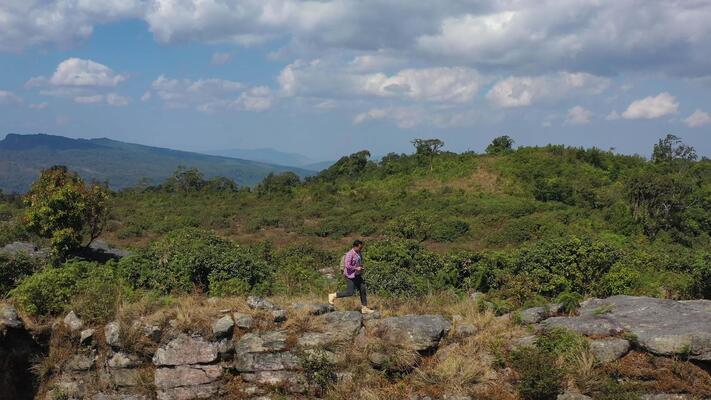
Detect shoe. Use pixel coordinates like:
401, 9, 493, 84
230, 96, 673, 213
361, 306, 375, 314
328, 293, 337, 305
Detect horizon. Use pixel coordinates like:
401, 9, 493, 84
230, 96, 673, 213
1, 2, 710, 159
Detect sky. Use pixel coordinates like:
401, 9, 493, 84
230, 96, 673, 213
0, 1, 710, 161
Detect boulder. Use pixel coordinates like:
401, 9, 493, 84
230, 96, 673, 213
543, 295, 711, 360
0, 303, 22, 330
367, 314, 450, 352
589, 338, 630, 363
290, 303, 335, 316
453, 323, 477, 337
153, 334, 220, 366
235, 330, 288, 353
233, 312, 253, 329
154, 365, 222, 389
519, 307, 548, 324
88, 240, 131, 260
234, 351, 301, 372
297, 311, 362, 348
211, 315, 234, 338
105, 321, 121, 347
247, 296, 280, 311
0, 242, 48, 258
64, 311, 83, 331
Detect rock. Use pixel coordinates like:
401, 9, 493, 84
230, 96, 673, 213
435, 343, 461, 362
80, 328, 95, 345
589, 338, 631, 363
105, 321, 121, 347
234, 351, 301, 372
519, 307, 548, 324
156, 383, 220, 400
247, 296, 280, 311
92, 394, 148, 400
212, 315, 234, 338
65, 352, 96, 371
241, 371, 306, 393
298, 311, 363, 348
640, 395, 693, 400
154, 365, 222, 389
234, 312, 253, 329
290, 303, 335, 315
104, 368, 143, 387
272, 309, 287, 323
107, 352, 140, 369
88, 240, 131, 260
153, 334, 220, 366
368, 352, 388, 369
0, 303, 22, 330
679, 299, 711, 312
144, 324, 162, 342
511, 335, 537, 351
454, 323, 477, 337
0, 241, 48, 258
543, 295, 711, 360
64, 311, 83, 331
367, 314, 450, 352
235, 330, 288, 353
557, 392, 592, 400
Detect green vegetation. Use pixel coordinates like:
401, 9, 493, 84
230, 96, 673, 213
2, 135, 709, 321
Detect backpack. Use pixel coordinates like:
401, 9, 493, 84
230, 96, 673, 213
340, 253, 347, 269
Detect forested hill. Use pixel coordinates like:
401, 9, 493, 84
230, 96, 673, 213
0, 133, 312, 192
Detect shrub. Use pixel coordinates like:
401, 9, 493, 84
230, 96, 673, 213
70, 263, 130, 324
430, 218, 469, 242
510, 347, 563, 400
535, 327, 588, 362
555, 291, 583, 314
386, 212, 433, 241
0, 220, 29, 247
0, 253, 43, 296
595, 266, 641, 297
300, 350, 336, 395
271, 244, 330, 295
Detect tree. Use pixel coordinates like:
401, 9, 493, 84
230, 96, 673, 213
486, 135, 514, 154
257, 172, 301, 197
316, 150, 372, 181
163, 166, 206, 192
24, 166, 110, 259
412, 138, 444, 172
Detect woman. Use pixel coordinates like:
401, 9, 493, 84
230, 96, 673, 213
328, 240, 375, 314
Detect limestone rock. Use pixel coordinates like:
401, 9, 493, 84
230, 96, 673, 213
367, 314, 450, 352
247, 296, 280, 311
543, 295, 711, 360
153, 334, 219, 366
64, 311, 83, 331
212, 315, 234, 338
105, 321, 121, 347
589, 338, 631, 363
233, 312, 253, 329
235, 330, 288, 353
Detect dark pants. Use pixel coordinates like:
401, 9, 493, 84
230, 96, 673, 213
336, 275, 368, 306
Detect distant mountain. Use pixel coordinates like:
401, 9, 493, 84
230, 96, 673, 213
206, 148, 316, 168
0, 133, 312, 193
302, 160, 335, 171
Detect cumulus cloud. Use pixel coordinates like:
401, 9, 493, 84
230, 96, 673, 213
211, 52, 232, 65
566, 106, 591, 125
0, 90, 23, 105
486, 72, 609, 108
145, 75, 271, 112
621, 92, 679, 120
684, 109, 711, 128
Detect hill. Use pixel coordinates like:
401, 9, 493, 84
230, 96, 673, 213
205, 147, 320, 169
0, 133, 312, 192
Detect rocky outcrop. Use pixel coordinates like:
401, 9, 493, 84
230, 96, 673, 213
543, 295, 711, 360
366, 314, 450, 353
0, 242, 48, 259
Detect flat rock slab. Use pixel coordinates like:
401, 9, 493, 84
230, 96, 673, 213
543, 295, 711, 360
235, 330, 288, 353
366, 314, 450, 352
154, 365, 222, 389
234, 351, 301, 372
153, 334, 219, 366
297, 311, 363, 348
156, 382, 220, 400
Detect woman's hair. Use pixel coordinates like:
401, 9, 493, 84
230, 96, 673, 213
353, 239, 364, 247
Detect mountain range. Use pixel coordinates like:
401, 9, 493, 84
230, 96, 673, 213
0, 133, 314, 193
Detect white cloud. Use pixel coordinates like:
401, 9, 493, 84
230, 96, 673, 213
146, 75, 271, 112
566, 106, 591, 125
74, 94, 104, 104
49, 58, 127, 87
605, 111, 621, 121
622, 92, 679, 119
211, 52, 232, 65
684, 109, 711, 128
29, 102, 48, 110
106, 93, 130, 106
486, 72, 609, 108
0, 90, 22, 105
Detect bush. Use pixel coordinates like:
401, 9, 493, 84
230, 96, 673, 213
0, 253, 43, 296
271, 244, 330, 295
535, 327, 588, 362
430, 218, 469, 242
510, 347, 563, 400
70, 263, 130, 324
118, 228, 272, 295
387, 212, 433, 241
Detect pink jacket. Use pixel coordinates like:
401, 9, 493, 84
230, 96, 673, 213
343, 248, 362, 279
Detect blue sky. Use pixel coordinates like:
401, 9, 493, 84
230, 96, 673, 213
1, 1, 710, 161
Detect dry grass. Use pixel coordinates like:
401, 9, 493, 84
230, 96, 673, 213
609, 352, 711, 397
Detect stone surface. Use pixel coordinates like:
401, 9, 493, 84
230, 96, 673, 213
156, 383, 220, 400
153, 334, 220, 366
104, 368, 143, 387
64, 311, 83, 331
510, 335, 537, 351
367, 314, 450, 352
235, 330, 288, 353
80, 328, 95, 345
247, 296, 280, 311
105, 321, 121, 347
211, 315, 234, 338
143, 324, 162, 342
234, 351, 301, 372
65, 352, 96, 371
107, 352, 140, 369
519, 307, 548, 324
298, 311, 363, 348
543, 295, 711, 360
272, 309, 287, 323
233, 312, 253, 329
154, 365, 222, 389
0, 303, 22, 330
589, 338, 631, 363
92, 393, 148, 400
241, 371, 306, 392
290, 303, 335, 316
0, 241, 48, 258
453, 323, 477, 337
